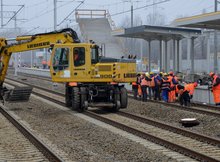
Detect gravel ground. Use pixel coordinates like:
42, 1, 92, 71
5, 97, 178, 162
124, 98, 220, 138
0, 112, 48, 161
7, 73, 220, 139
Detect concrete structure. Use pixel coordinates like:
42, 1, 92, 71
112, 25, 201, 72
75, 9, 125, 59
172, 11, 220, 30
173, 11, 220, 73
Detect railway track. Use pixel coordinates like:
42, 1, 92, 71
0, 104, 63, 162
5, 77, 220, 162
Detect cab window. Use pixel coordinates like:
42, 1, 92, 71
91, 47, 99, 64
74, 47, 85, 67
53, 48, 69, 71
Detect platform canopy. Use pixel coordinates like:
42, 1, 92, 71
172, 11, 220, 30
112, 25, 201, 41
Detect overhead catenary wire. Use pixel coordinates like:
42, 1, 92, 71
18, 0, 76, 26
4, 5, 24, 26
57, 0, 85, 27
111, 0, 170, 16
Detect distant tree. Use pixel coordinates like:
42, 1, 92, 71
119, 15, 144, 58
144, 11, 167, 62
145, 12, 166, 26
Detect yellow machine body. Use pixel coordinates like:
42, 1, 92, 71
0, 28, 136, 111
50, 43, 136, 83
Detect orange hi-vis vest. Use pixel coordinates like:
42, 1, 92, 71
212, 75, 220, 103
212, 75, 220, 91
132, 82, 137, 86
141, 78, 148, 86
167, 76, 174, 87
42, 60, 47, 65
146, 80, 151, 87
150, 77, 155, 87
185, 83, 195, 95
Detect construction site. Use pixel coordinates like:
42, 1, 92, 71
0, 0, 220, 161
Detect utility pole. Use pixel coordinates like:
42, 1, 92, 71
131, 2, 133, 27
54, 0, 57, 30
14, 11, 18, 76
214, 0, 218, 72
1, 0, 3, 28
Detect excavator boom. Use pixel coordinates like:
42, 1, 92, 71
0, 28, 79, 102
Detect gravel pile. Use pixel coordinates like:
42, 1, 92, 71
6, 98, 177, 162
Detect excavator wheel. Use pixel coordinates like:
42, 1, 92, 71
120, 87, 128, 108
80, 87, 88, 111
112, 87, 121, 112
65, 84, 72, 107
71, 87, 80, 111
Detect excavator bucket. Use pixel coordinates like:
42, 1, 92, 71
5, 87, 33, 102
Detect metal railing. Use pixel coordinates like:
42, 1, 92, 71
75, 9, 107, 20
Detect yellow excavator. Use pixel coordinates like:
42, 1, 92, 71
0, 28, 136, 112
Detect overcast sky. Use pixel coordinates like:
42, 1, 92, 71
0, 0, 214, 33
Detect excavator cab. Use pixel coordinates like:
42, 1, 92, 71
50, 43, 93, 83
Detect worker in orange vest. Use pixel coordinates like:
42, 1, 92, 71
209, 72, 220, 106
140, 73, 151, 102
42, 60, 47, 69
132, 73, 141, 99
184, 82, 198, 99
161, 73, 171, 102
168, 71, 178, 102
148, 72, 155, 99
176, 84, 190, 106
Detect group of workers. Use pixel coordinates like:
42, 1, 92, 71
132, 71, 220, 106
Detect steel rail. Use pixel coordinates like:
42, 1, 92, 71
117, 111, 220, 146
84, 111, 219, 162
0, 105, 63, 162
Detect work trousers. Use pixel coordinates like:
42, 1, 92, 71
153, 86, 161, 100
132, 85, 138, 99
179, 91, 190, 106
141, 85, 148, 102
148, 87, 153, 99
162, 89, 169, 102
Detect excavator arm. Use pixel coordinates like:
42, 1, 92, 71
0, 28, 80, 102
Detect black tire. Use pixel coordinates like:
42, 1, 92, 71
113, 87, 120, 112
71, 87, 80, 111
79, 87, 88, 112
120, 87, 128, 108
65, 84, 72, 107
